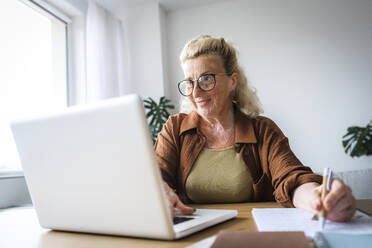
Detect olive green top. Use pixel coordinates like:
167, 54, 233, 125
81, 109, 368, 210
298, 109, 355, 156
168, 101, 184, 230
185, 146, 253, 203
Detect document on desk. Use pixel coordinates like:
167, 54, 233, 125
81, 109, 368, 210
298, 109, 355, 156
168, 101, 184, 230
252, 208, 372, 239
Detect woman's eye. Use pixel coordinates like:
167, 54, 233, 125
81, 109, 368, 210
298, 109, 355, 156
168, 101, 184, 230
200, 75, 212, 82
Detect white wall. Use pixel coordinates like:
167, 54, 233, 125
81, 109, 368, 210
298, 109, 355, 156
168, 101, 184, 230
159, 3, 171, 98
120, 2, 166, 100
165, 0, 372, 173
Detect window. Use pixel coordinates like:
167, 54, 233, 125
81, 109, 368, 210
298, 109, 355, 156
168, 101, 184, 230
0, 0, 70, 173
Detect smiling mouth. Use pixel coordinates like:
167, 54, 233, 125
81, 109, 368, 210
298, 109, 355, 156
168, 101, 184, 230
196, 99, 210, 104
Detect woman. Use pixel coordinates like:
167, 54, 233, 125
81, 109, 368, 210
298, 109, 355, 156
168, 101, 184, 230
155, 35, 355, 222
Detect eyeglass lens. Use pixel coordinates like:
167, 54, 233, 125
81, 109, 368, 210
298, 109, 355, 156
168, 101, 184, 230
178, 74, 216, 96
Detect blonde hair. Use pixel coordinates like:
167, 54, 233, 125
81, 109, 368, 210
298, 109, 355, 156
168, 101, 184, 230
179, 35, 263, 117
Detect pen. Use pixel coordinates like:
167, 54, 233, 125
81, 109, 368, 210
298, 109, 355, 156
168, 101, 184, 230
319, 167, 332, 230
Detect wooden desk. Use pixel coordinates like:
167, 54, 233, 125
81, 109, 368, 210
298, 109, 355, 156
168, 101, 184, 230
356, 199, 372, 215
1, 200, 371, 248
0, 202, 279, 248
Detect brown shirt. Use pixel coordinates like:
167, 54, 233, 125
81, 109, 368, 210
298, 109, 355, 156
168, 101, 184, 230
154, 109, 322, 207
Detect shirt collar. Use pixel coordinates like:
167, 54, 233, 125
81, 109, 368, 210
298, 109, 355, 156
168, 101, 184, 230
180, 111, 200, 135
179, 109, 257, 144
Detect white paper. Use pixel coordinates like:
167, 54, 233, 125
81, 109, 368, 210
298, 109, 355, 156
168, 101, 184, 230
252, 208, 372, 239
187, 235, 217, 248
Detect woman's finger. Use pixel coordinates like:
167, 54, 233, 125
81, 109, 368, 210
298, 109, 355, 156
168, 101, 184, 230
175, 199, 194, 215
326, 185, 356, 222
163, 182, 194, 217
324, 179, 346, 210
168, 201, 175, 218
327, 194, 356, 221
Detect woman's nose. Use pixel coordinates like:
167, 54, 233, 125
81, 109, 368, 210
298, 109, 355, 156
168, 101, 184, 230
192, 82, 202, 97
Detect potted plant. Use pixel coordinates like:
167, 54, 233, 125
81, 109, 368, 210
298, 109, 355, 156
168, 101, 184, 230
342, 120, 372, 158
143, 96, 175, 143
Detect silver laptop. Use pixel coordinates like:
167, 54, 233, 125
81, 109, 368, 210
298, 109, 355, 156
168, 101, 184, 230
10, 94, 237, 240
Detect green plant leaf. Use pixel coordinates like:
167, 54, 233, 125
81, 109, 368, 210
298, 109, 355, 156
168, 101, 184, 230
342, 120, 372, 158
143, 96, 175, 144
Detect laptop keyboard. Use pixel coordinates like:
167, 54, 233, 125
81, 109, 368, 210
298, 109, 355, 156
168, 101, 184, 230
173, 216, 195, 224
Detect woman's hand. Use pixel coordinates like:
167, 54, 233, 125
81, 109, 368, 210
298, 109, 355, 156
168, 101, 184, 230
293, 179, 356, 222
316, 179, 356, 221
163, 182, 194, 218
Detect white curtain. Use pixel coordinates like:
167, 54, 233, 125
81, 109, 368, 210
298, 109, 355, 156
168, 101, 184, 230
85, 0, 126, 103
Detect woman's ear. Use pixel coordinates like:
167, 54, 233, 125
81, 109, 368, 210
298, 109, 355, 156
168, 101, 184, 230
231, 72, 239, 90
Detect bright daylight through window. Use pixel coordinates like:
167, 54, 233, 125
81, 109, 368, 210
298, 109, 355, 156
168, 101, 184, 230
0, 0, 68, 172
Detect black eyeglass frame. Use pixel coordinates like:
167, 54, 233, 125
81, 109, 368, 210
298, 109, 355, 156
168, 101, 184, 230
177, 72, 232, 96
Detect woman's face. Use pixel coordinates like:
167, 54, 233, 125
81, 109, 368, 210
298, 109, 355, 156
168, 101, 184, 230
182, 55, 238, 118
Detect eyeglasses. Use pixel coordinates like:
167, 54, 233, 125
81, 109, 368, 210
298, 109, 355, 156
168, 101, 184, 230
177, 73, 231, 96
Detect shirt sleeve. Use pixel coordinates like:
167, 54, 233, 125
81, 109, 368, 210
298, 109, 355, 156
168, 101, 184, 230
257, 117, 322, 207
154, 116, 180, 190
